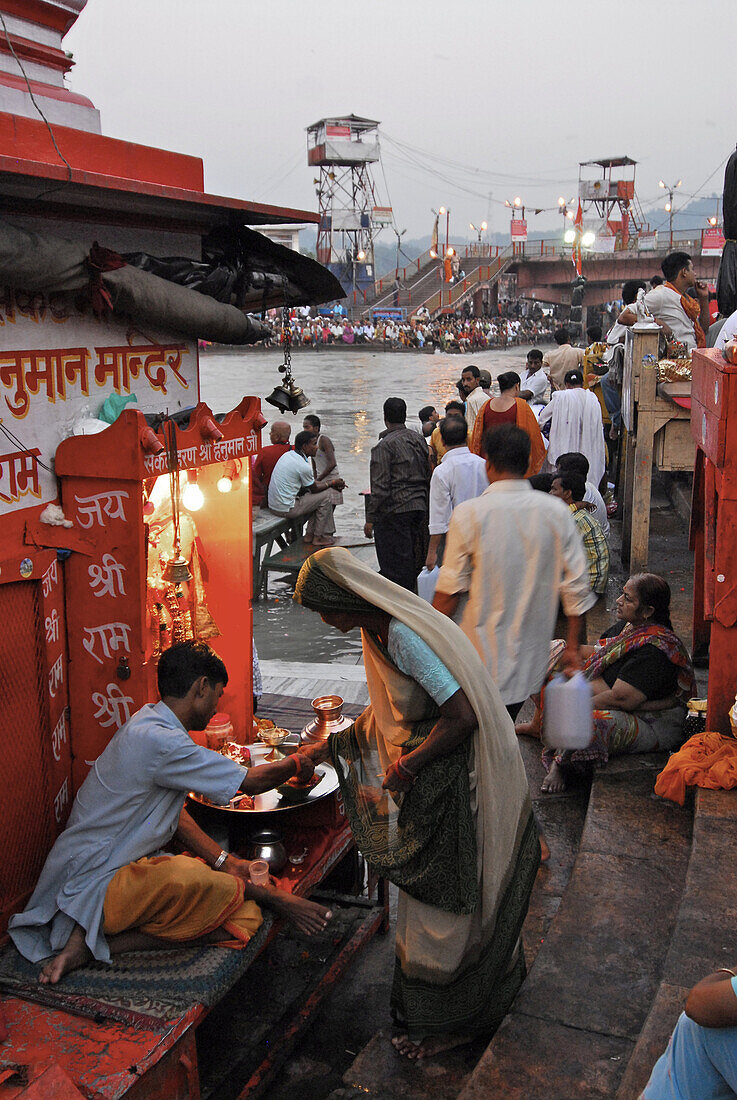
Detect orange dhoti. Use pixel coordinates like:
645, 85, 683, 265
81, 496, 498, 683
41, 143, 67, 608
103, 854, 262, 948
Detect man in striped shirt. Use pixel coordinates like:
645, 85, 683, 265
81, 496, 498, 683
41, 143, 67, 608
550, 470, 609, 614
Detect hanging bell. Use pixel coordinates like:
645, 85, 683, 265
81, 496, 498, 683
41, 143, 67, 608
163, 553, 192, 584
266, 377, 310, 415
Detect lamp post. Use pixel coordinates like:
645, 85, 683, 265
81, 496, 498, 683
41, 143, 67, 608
504, 197, 524, 254
439, 206, 450, 255
659, 178, 682, 250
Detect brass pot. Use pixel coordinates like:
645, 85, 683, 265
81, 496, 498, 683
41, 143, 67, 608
301, 694, 353, 743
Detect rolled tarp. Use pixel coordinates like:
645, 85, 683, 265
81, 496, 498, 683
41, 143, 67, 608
0, 219, 268, 344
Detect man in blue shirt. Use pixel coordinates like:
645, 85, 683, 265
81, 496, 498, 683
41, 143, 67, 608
10, 641, 331, 983
268, 430, 345, 547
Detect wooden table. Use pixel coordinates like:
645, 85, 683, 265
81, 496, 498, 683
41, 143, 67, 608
620, 327, 695, 571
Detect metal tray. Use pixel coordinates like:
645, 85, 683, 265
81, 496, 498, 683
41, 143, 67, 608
188, 742, 338, 815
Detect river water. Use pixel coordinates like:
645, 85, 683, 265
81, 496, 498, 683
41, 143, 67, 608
200, 344, 535, 662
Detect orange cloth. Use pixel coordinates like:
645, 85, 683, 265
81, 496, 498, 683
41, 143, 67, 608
654, 732, 737, 806
664, 281, 706, 348
103, 854, 263, 948
470, 397, 546, 476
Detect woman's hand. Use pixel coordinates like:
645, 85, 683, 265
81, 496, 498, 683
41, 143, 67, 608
382, 758, 415, 794
300, 741, 331, 766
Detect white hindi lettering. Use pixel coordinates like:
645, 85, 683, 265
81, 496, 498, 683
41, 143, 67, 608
45, 608, 60, 644
51, 710, 68, 762
199, 443, 212, 463
88, 553, 127, 598
53, 778, 70, 823
143, 453, 168, 475
41, 558, 58, 598
246, 433, 257, 453
82, 622, 132, 665
74, 490, 129, 529
48, 654, 64, 698
91, 682, 135, 730
213, 437, 245, 461
177, 446, 198, 467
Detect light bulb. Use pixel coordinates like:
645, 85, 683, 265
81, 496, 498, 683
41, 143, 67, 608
480, 221, 487, 230
564, 229, 576, 244
582, 231, 595, 247
182, 479, 204, 511
514, 196, 521, 206
566, 210, 574, 220
558, 196, 566, 206
664, 202, 671, 213
217, 476, 233, 493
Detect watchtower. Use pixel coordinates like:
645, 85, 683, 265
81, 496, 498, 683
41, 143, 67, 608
307, 115, 387, 296
578, 157, 644, 248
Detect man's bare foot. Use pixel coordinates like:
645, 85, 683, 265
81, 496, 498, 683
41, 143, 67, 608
391, 1031, 473, 1060
39, 924, 91, 984
269, 891, 333, 936
541, 761, 567, 794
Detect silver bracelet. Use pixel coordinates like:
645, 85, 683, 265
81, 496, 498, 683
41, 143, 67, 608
213, 849, 228, 871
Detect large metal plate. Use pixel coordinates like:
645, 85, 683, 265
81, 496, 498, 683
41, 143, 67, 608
188, 743, 338, 815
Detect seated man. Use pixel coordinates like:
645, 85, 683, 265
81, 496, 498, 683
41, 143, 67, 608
644, 968, 737, 1097
643, 250, 710, 352
518, 348, 548, 412
252, 420, 291, 507
9, 642, 330, 983
268, 430, 345, 548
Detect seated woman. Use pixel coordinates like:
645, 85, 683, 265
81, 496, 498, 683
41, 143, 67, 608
538, 573, 696, 793
643, 967, 737, 1097
470, 371, 546, 476
294, 548, 540, 1060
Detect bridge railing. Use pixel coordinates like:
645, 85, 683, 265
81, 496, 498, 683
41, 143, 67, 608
372, 247, 437, 297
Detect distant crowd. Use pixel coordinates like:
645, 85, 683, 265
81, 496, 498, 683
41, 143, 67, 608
259, 312, 557, 353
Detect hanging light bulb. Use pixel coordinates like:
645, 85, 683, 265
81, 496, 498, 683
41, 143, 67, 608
217, 459, 242, 493
182, 470, 204, 511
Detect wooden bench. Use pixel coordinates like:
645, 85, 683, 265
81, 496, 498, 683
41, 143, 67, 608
252, 509, 306, 599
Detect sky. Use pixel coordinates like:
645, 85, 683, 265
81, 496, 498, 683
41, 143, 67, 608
65, 0, 734, 248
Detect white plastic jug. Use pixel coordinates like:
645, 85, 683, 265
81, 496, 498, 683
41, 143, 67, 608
542, 672, 593, 750
417, 566, 439, 603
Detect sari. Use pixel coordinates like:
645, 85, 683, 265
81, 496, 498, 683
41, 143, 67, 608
294, 548, 539, 1037
470, 397, 546, 476
543, 623, 697, 773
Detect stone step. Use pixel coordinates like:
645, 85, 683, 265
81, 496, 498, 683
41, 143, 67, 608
615, 786, 737, 1098
459, 755, 693, 1099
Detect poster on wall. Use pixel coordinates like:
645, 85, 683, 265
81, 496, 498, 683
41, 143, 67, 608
0, 288, 198, 516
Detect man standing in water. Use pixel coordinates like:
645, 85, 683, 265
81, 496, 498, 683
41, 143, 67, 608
365, 397, 431, 591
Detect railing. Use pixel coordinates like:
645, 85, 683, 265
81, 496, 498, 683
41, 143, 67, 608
417, 247, 515, 316
372, 247, 437, 296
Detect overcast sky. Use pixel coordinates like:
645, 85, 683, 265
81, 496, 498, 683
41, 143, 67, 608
66, 0, 734, 245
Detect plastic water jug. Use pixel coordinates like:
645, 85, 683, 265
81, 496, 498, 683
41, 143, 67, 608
542, 672, 593, 750
417, 566, 439, 603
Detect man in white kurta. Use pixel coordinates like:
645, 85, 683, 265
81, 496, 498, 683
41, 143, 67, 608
433, 424, 591, 714
538, 369, 606, 489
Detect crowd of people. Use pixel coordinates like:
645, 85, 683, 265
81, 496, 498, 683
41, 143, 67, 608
9, 248, 731, 1092
259, 309, 557, 353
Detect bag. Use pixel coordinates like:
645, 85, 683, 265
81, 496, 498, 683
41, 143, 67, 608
417, 566, 439, 603
542, 672, 593, 750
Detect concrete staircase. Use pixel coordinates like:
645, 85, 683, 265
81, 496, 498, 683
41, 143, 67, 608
333, 745, 737, 1099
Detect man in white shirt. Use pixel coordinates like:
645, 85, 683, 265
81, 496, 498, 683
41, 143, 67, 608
460, 364, 488, 434
518, 348, 548, 411
539, 369, 607, 489
268, 431, 345, 547
543, 328, 584, 390
425, 417, 488, 570
643, 251, 709, 351
433, 423, 590, 717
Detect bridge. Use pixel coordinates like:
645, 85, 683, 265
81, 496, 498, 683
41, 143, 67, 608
350, 231, 721, 321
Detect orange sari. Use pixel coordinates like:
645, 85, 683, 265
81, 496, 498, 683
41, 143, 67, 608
470, 397, 546, 476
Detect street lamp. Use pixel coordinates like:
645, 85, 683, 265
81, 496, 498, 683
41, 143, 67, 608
659, 178, 682, 250
438, 206, 450, 254
469, 220, 487, 242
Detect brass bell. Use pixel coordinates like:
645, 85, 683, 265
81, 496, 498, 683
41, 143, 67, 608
266, 378, 310, 415
162, 553, 192, 584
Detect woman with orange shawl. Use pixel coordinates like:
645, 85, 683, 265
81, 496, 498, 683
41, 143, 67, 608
470, 371, 546, 476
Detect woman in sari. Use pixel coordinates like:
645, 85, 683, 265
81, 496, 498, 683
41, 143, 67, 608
295, 548, 539, 1058
469, 371, 546, 477
540, 573, 697, 793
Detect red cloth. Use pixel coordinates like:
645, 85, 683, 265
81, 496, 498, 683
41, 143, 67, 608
481, 403, 518, 432
87, 242, 126, 316
253, 443, 291, 506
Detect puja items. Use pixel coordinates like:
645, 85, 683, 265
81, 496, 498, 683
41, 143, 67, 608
657, 358, 692, 383
256, 717, 291, 761
301, 695, 353, 743
248, 860, 271, 886
722, 339, 737, 366
205, 712, 234, 751
246, 829, 287, 874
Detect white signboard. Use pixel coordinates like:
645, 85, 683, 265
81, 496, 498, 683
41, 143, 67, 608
0, 288, 198, 516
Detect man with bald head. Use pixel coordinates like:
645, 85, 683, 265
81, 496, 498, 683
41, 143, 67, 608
252, 421, 291, 507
